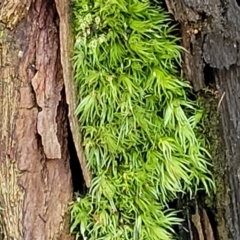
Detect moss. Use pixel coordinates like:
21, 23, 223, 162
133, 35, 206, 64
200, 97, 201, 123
70, 0, 215, 239
197, 88, 229, 240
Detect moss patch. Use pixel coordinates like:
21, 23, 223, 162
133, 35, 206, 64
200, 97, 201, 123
69, 0, 215, 239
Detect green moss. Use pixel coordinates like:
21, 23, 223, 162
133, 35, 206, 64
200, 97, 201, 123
70, 0, 215, 239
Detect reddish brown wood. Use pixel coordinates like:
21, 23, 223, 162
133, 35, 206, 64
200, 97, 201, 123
0, 0, 73, 238
55, 0, 92, 188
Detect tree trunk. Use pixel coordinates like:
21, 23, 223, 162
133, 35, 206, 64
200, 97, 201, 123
165, 0, 240, 239
0, 0, 75, 239
2, 0, 239, 239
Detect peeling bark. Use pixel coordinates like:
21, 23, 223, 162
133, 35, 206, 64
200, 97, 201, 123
0, 0, 73, 239
165, 0, 240, 239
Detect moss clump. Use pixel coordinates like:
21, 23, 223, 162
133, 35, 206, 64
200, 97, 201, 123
70, 0, 215, 239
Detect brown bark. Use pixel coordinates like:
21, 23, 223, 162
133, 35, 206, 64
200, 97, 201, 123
0, 0, 73, 239
54, 0, 92, 188
165, 0, 240, 240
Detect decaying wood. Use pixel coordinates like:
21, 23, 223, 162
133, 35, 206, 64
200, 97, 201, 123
0, 0, 73, 238
202, 208, 215, 240
165, 0, 240, 239
191, 201, 205, 240
192, 213, 204, 240
191, 202, 215, 240
54, 0, 92, 188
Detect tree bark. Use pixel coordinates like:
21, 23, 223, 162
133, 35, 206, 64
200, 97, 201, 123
0, 0, 74, 239
54, 0, 92, 188
165, 0, 240, 239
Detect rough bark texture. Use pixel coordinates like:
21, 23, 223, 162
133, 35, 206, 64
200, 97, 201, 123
0, 0, 33, 29
0, 0, 73, 239
165, 0, 240, 239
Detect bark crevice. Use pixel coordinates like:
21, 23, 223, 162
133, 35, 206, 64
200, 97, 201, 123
0, 0, 73, 239
54, 0, 92, 188
67, 112, 86, 194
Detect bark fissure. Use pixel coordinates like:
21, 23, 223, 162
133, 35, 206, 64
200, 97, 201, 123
31, 25, 62, 159
54, 0, 92, 187
67, 114, 86, 194
0, 0, 73, 239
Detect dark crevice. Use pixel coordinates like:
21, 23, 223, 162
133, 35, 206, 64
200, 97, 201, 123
159, 0, 168, 11
204, 63, 216, 87
172, 197, 220, 240
67, 110, 86, 194
170, 197, 200, 240
236, 0, 240, 7
61, 83, 86, 194
205, 208, 220, 240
